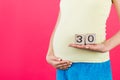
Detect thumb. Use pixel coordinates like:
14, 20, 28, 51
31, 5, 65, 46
52, 56, 62, 61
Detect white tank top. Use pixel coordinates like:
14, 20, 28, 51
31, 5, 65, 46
53, 0, 112, 63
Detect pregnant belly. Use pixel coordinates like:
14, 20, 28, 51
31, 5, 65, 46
52, 26, 109, 62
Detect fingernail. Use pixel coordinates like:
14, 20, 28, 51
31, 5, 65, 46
68, 65, 71, 67
85, 46, 89, 49
58, 58, 62, 61
64, 63, 67, 66
70, 63, 72, 65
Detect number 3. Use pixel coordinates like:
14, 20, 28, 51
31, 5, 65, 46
75, 34, 85, 45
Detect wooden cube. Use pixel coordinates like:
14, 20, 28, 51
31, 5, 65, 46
85, 33, 96, 45
75, 34, 85, 45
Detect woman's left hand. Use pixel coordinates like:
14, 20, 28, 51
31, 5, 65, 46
68, 43, 109, 53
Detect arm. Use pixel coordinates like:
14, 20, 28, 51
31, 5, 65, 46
104, 0, 120, 51
69, 0, 120, 53
46, 11, 72, 70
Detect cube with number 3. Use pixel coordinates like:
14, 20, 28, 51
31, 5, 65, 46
75, 34, 85, 45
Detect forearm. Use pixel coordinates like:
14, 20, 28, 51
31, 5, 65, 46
104, 30, 120, 51
104, 0, 120, 51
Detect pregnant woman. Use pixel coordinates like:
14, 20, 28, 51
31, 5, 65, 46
46, 0, 120, 80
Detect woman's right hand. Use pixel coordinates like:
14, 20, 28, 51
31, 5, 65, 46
46, 54, 72, 70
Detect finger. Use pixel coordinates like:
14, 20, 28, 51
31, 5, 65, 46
77, 44, 96, 50
66, 61, 72, 65
58, 66, 69, 70
84, 45, 91, 49
56, 61, 72, 68
56, 64, 69, 69
73, 44, 86, 49
62, 66, 69, 70
60, 59, 72, 66
69, 44, 84, 48
54, 61, 67, 67
59, 63, 72, 67
69, 43, 77, 47
58, 58, 62, 61
56, 60, 71, 66
52, 58, 70, 67
69, 44, 83, 47
51, 56, 62, 61
58, 67, 67, 70
85, 44, 98, 50
76, 45, 85, 48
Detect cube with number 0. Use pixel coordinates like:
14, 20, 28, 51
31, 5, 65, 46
85, 33, 96, 45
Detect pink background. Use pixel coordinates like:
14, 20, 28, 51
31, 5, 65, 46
0, 0, 120, 80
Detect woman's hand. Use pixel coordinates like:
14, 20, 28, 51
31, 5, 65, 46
46, 55, 72, 70
69, 42, 109, 53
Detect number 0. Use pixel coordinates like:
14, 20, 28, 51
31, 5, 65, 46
88, 35, 94, 42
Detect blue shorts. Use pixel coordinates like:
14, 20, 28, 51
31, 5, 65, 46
56, 60, 112, 80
